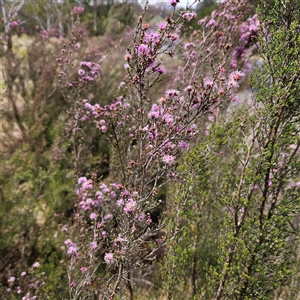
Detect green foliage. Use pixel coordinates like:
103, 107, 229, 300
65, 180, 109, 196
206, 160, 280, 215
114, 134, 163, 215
161, 0, 300, 299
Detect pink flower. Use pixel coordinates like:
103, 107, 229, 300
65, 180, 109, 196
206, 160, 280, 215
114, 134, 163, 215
104, 253, 114, 264
22, 292, 36, 300
206, 19, 216, 27
117, 198, 124, 206
62, 225, 68, 232
84, 102, 93, 110
90, 213, 97, 220
198, 18, 206, 25
182, 12, 197, 22
170, 0, 177, 7
165, 89, 180, 98
124, 199, 137, 213
124, 53, 132, 60
21, 271, 26, 276
144, 31, 160, 44
148, 103, 162, 119
229, 70, 245, 81
70, 281, 76, 288
32, 262, 40, 268
82, 180, 93, 189
104, 214, 113, 221
178, 141, 188, 150
78, 177, 87, 184
91, 241, 97, 249
67, 245, 78, 256
73, 6, 84, 14
8, 276, 15, 283
137, 44, 150, 56
155, 66, 166, 74
204, 77, 214, 88
157, 21, 167, 30
227, 70, 245, 88
230, 95, 239, 102
80, 267, 88, 273
64, 239, 73, 246
168, 33, 179, 41
184, 43, 195, 50
227, 79, 239, 88
162, 155, 175, 165
40, 30, 48, 39
163, 113, 174, 125
78, 69, 85, 76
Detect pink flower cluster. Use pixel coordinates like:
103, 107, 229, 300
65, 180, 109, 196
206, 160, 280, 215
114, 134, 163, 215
73, 6, 84, 15
65, 239, 78, 258
40, 30, 49, 40
10, 20, 21, 28
77, 179, 142, 217
195, 1, 258, 73
227, 70, 245, 88
78, 61, 100, 82
170, 0, 179, 7
182, 12, 197, 22
231, 14, 260, 69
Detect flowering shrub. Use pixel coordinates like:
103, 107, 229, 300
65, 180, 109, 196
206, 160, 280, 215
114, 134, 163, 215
58, 0, 261, 298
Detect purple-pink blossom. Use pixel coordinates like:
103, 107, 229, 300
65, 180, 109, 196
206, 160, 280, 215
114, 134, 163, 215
104, 252, 114, 264
137, 44, 150, 56
90, 213, 97, 220
73, 6, 84, 15
163, 113, 174, 126
91, 241, 97, 249
168, 33, 179, 41
155, 66, 166, 74
104, 213, 113, 221
182, 12, 197, 22
157, 21, 167, 30
78, 69, 85, 76
62, 224, 68, 232
8, 276, 15, 283
170, 0, 177, 7
78, 177, 87, 184
178, 141, 188, 151
204, 77, 214, 88
124, 53, 132, 60
206, 19, 216, 27
148, 103, 162, 119
162, 155, 175, 165
165, 89, 180, 98
124, 199, 137, 213
144, 31, 160, 44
